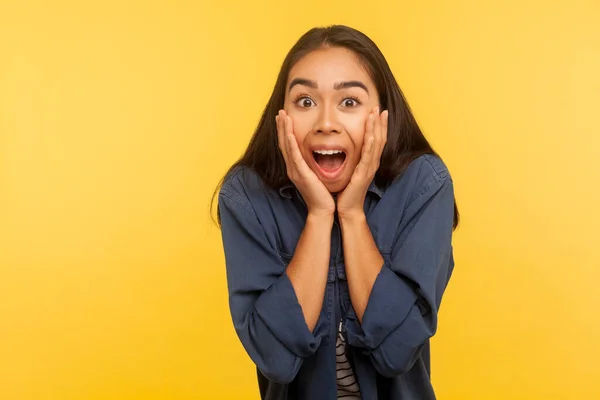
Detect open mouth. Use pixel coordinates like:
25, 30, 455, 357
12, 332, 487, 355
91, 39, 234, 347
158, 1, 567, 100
312, 149, 347, 178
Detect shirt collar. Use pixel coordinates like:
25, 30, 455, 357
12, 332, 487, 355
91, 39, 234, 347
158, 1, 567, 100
278, 180, 384, 199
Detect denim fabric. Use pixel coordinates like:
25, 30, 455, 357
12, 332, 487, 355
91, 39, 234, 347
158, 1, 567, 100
218, 154, 455, 399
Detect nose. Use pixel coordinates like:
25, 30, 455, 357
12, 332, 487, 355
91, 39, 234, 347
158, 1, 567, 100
315, 105, 342, 135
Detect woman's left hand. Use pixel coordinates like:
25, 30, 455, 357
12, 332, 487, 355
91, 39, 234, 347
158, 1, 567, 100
336, 107, 388, 220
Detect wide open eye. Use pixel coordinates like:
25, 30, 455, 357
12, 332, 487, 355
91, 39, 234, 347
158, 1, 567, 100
294, 96, 315, 108
341, 97, 361, 108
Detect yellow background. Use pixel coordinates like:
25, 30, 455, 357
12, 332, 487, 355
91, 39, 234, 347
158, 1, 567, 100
1, 0, 599, 399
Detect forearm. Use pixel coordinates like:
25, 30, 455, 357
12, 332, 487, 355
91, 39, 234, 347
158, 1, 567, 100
286, 213, 333, 331
339, 212, 384, 323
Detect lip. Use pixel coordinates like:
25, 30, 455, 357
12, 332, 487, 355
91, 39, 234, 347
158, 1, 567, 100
309, 144, 348, 153
308, 145, 348, 181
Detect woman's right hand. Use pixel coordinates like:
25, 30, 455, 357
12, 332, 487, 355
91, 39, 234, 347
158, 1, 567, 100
276, 110, 335, 218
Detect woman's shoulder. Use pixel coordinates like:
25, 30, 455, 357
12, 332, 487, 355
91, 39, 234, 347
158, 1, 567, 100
405, 154, 451, 181
386, 154, 453, 201
221, 165, 261, 192
219, 165, 277, 206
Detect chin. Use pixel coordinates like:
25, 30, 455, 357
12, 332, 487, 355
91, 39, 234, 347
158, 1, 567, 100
324, 180, 349, 195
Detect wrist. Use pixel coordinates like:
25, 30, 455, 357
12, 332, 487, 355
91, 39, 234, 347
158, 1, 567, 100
306, 211, 335, 227
338, 210, 366, 225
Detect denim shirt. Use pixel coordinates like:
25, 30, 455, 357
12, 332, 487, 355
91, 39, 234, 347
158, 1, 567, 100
218, 154, 455, 400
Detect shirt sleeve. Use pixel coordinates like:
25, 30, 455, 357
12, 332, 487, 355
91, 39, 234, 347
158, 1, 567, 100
344, 174, 455, 378
218, 184, 326, 384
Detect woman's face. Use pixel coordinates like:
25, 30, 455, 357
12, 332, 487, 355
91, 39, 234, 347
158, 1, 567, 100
284, 46, 380, 194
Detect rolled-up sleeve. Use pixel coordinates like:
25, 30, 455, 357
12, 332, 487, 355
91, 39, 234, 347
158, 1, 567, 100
218, 185, 325, 384
345, 175, 455, 378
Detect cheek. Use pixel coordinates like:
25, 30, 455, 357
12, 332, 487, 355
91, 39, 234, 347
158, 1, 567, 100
347, 120, 368, 155
286, 115, 311, 152
287, 113, 310, 138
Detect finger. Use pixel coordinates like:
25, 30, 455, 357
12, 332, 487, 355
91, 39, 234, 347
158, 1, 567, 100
276, 111, 282, 149
287, 133, 304, 167
287, 135, 313, 180
276, 110, 289, 162
282, 115, 304, 180
378, 110, 388, 164
282, 114, 293, 159
373, 107, 383, 157
282, 114, 292, 156
285, 116, 308, 170
365, 109, 374, 139
382, 110, 389, 149
359, 115, 376, 170
365, 113, 375, 153
359, 136, 376, 176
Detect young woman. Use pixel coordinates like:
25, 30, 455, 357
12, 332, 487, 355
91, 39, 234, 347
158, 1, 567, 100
214, 25, 459, 400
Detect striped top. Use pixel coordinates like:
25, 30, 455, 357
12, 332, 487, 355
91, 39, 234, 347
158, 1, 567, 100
336, 322, 361, 399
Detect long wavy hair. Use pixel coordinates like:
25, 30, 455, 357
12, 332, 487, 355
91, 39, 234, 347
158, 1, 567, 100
212, 25, 459, 228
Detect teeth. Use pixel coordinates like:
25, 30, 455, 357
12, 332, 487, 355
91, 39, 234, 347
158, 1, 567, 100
313, 149, 344, 155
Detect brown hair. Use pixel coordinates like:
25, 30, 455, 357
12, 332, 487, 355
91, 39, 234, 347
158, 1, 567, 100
212, 25, 459, 228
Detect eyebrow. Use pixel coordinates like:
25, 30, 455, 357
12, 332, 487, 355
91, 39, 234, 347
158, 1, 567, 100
288, 78, 369, 94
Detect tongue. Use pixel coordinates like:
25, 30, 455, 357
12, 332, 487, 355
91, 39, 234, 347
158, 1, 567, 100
315, 153, 345, 172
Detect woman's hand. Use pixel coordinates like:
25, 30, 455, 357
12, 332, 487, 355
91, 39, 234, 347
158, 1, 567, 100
336, 107, 389, 221
276, 110, 336, 217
